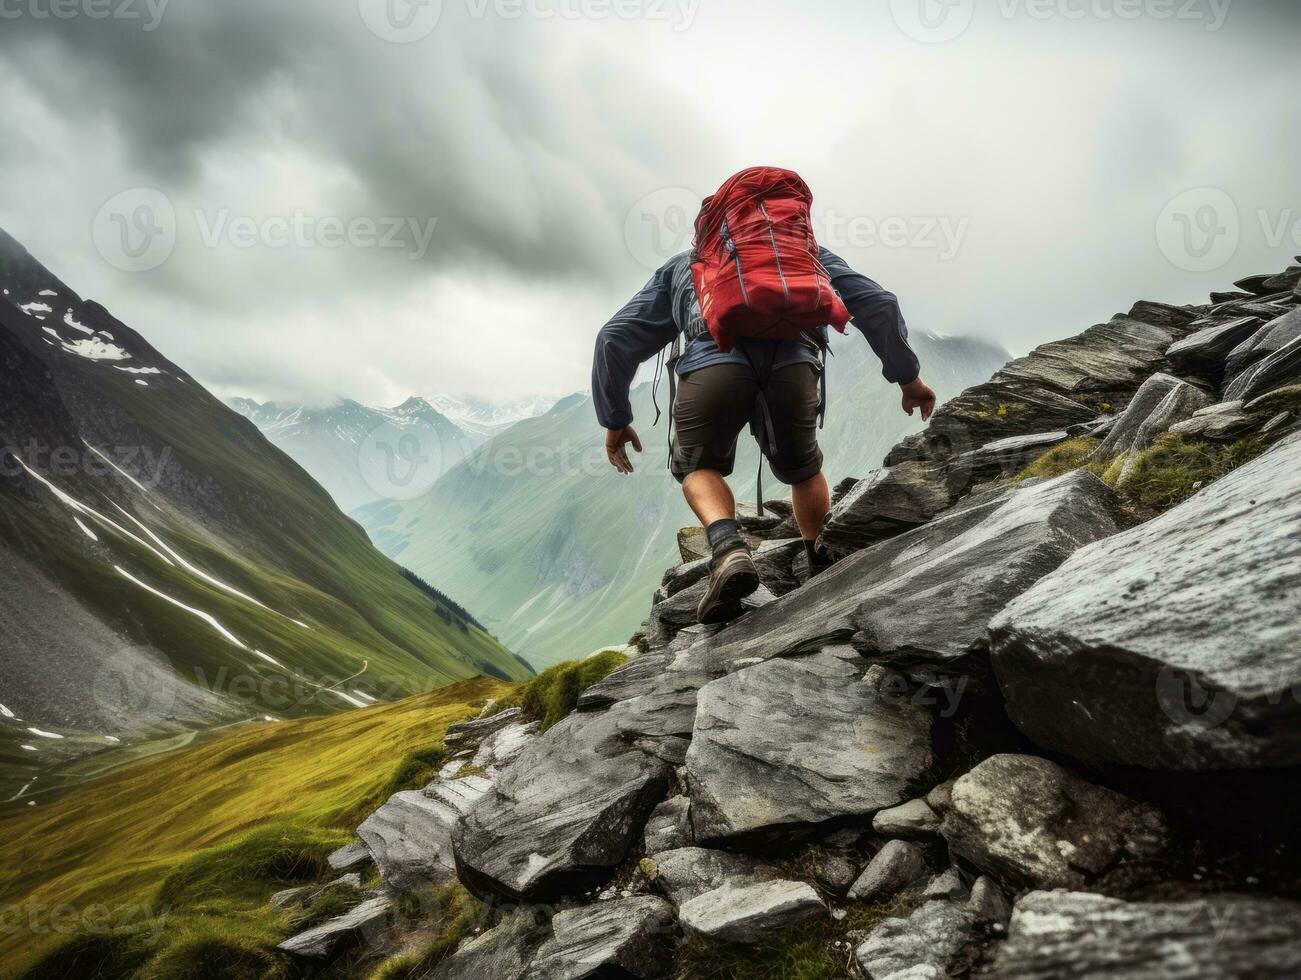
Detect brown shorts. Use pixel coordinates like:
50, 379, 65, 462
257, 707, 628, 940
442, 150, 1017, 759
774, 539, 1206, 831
671, 361, 824, 485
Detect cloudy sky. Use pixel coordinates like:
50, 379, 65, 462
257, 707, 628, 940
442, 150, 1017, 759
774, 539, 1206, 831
1, 0, 1298, 408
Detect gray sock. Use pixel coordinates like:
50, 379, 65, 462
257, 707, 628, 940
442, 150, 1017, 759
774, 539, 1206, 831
706, 518, 743, 554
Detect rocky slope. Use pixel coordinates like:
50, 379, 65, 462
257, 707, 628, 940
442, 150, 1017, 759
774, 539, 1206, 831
355, 332, 1010, 667
0, 229, 531, 803
272, 255, 1301, 977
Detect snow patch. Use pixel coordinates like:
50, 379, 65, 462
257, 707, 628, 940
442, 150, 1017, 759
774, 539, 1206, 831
254, 649, 284, 668
116, 365, 161, 375
27, 727, 64, 739
61, 337, 130, 361
114, 564, 248, 650
331, 690, 368, 708
19, 302, 52, 316
64, 311, 92, 334
104, 735, 121, 743
135, 380, 149, 387
351, 690, 378, 705
21, 745, 37, 752
0, 703, 14, 718
74, 517, 99, 541
38, 289, 57, 297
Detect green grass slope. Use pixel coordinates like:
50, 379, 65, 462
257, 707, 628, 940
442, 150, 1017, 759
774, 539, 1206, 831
0, 679, 511, 978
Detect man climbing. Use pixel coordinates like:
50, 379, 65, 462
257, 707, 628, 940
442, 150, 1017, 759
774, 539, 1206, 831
593, 167, 936, 625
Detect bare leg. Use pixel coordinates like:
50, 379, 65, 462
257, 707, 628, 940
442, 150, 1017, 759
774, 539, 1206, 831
682, 470, 736, 528
791, 470, 830, 540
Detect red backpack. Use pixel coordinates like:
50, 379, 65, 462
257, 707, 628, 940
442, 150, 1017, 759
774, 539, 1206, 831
690, 167, 850, 352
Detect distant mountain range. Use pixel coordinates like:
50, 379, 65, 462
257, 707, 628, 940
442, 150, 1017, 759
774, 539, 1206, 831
0, 229, 531, 802
226, 394, 561, 513
348, 331, 1012, 666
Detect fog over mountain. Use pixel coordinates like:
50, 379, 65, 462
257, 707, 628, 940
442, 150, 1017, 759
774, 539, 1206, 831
1, 0, 1298, 409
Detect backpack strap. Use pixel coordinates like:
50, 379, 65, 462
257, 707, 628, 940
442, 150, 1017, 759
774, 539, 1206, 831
651, 335, 683, 470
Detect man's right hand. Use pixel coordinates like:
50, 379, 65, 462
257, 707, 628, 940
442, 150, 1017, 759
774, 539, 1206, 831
605, 426, 643, 474
901, 378, 937, 422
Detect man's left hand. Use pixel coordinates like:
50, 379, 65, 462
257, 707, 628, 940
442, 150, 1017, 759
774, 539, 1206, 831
901, 378, 937, 422
605, 426, 643, 474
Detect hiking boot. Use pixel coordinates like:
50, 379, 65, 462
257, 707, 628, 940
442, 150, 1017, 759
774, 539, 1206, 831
697, 544, 760, 625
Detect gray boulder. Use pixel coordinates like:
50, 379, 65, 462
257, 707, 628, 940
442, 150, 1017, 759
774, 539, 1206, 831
886, 312, 1187, 469
955, 430, 1070, 484
1115, 381, 1213, 482
443, 706, 525, 752
678, 879, 823, 944
1090, 372, 1184, 460
986, 891, 1301, 979
643, 795, 693, 855
819, 461, 960, 555
577, 652, 672, 712
471, 719, 541, 775
1225, 334, 1301, 404
847, 840, 928, 903
277, 896, 392, 959
527, 896, 679, 980
991, 431, 1301, 769
453, 710, 672, 901
1225, 307, 1301, 379
872, 798, 941, 839
1165, 315, 1263, 374
921, 867, 967, 902
357, 778, 490, 890
705, 471, 1124, 683
854, 900, 976, 980
647, 847, 777, 906
967, 876, 1011, 927
687, 648, 933, 842
1167, 399, 1254, 441
430, 907, 551, 980
936, 754, 1167, 891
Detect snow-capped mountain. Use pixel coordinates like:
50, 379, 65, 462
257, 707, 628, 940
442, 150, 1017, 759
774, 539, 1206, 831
424, 393, 562, 440
227, 396, 482, 513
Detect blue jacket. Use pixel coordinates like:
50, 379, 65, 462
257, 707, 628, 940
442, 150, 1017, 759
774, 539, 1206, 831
591, 247, 920, 429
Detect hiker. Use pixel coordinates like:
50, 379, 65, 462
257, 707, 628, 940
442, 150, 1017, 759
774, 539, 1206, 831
593, 167, 936, 625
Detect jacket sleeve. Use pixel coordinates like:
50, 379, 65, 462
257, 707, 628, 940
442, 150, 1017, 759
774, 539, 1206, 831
592, 261, 680, 429
820, 247, 921, 385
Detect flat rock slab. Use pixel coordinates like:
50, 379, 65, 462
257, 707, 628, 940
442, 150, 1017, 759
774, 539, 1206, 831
1225, 333, 1301, 404
1165, 315, 1263, 372
648, 847, 777, 906
643, 796, 693, 855
1168, 399, 1254, 441
937, 754, 1167, 891
326, 841, 371, 872
687, 648, 933, 842
678, 879, 823, 944
991, 431, 1301, 769
872, 798, 941, 839
357, 778, 490, 891
886, 313, 1185, 468
453, 710, 672, 901
277, 896, 392, 959
855, 900, 976, 980
707, 471, 1123, 683
1226, 307, 1301, 379
986, 891, 1301, 979
820, 461, 961, 555
527, 896, 679, 980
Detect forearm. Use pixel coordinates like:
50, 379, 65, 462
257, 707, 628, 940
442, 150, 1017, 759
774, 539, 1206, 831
819, 247, 920, 385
